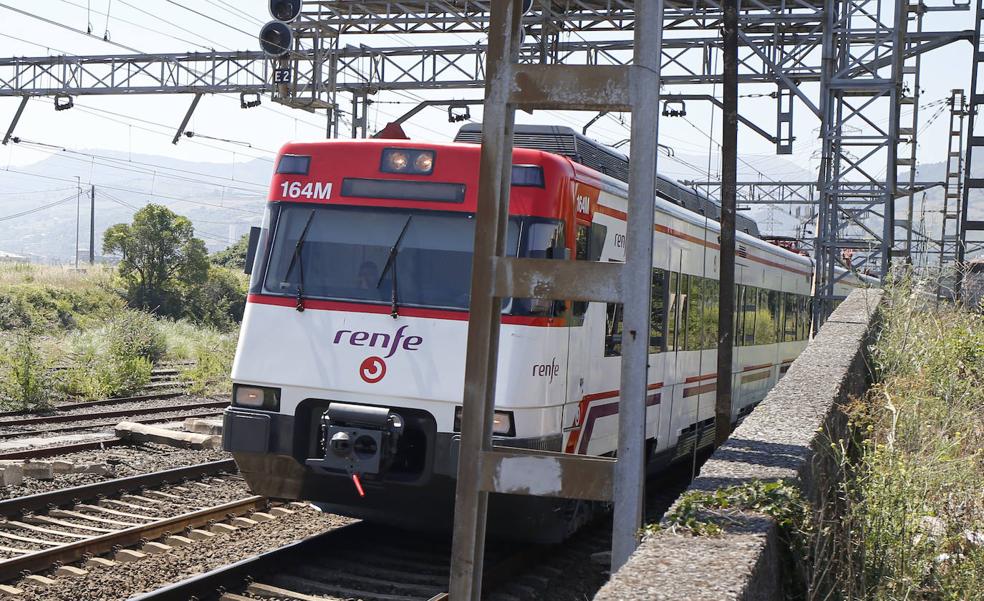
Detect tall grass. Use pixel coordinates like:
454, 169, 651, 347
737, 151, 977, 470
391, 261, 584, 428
826, 277, 984, 600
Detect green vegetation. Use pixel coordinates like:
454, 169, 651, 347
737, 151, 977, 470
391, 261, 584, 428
825, 280, 984, 600
646, 280, 982, 600
657, 480, 811, 539
210, 232, 250, 270
102, 204, 248, 327
0, 209, 250, 410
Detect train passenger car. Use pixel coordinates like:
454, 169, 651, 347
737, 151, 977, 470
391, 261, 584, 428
222, 125, 870, 541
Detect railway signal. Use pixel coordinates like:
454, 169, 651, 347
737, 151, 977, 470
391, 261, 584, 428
259, 0, 302, 58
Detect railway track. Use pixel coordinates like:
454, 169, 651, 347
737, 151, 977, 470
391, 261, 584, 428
0, 403, 228, 442
0, 460, 255, 583
128, 460, 699, 601
129, 521, 544, 601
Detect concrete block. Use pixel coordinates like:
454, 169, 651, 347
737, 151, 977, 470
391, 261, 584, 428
51, 460, 74, 474
82, 463, 111, 476
183, 418, 223, 435
22, 575, 56, 586
22, 461, 54, 480
268, 507, 294, 517
250, 512, 275, 522
164, 535, 194, 547
54, 566, 88, 578
209, 523, 237, 534
0, 464, 24, 487
0, 584, 23, 597
114, 549, 146, 562
114, 421, 221, 450
84, 557, 116, 568
187, 529, 215, 540
230, 517, 257, 528
141, 542, 171, 554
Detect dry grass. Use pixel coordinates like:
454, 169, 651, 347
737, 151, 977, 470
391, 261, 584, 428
825, 277, 984, 600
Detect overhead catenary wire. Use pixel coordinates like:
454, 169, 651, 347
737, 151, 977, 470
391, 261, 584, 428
12, 138, 268, 191
56, 0, 220, 51
0, 2, 142, 53
116, 0, 230, 50
0, 165, 262, 215
0, 192, 78, 222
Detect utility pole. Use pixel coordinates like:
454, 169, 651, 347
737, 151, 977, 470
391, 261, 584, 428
75, 176, 80, 270
89, 185, 95, 264
716, 0, 738, 447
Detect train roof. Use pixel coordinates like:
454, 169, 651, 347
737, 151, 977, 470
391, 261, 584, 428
454, 123, 761, 238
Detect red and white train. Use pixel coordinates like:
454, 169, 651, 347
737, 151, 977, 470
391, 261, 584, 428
223, 125, 872, 540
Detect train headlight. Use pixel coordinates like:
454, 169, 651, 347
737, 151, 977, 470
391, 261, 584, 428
233, 385, 281, 411
381, 148, 435, 175
413, 152, 434, 173
454, 407, 515, 437
384, 150, 410, 172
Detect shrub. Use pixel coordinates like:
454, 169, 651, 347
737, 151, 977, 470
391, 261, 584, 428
106, 310, 167, 364
0, 332, 56, 411
182, 266, 248, 330
183, 332, 237, 395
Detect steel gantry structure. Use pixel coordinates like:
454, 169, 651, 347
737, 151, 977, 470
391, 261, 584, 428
0, 1, 974, 300
0, 0, 980, 587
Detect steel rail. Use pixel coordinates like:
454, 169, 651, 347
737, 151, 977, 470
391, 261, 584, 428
0, 401, 229, 427
127, 526, 355, 601
0, 392, 186, 419
0, 495, 264, 582
0, 459, 238, 518
0, 409, 225, 441
0, 438, 126, 461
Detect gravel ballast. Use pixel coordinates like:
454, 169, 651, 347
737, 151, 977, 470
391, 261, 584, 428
12, 505, 354, 601
0, 443, 230, 499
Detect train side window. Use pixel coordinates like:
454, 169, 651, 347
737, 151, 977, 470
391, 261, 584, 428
516, 220, 566, 317
741, 285, 757, 346
758, 288, 776, 344
684, 275, 702, 351
605, 303, 623, 357
769, 290, 782, 342
783, 292, 798, 342
650, 269, 666, 353
701, 277, 719, 350
667, 271, 680, 350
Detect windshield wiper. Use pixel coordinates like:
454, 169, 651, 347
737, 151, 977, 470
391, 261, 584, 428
377, 215, 413, 318
282, 209, 316, 312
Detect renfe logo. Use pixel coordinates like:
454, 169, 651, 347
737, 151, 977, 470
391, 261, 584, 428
360, 356, 387, 383
333, 325, 423, 359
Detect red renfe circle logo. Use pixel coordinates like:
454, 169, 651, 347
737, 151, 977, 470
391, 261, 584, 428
360, 356, 387, 383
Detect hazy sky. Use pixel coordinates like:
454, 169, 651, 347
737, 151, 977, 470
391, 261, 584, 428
0, 1, 976, 194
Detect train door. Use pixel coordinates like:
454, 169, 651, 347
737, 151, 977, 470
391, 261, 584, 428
562, 183, 602, 453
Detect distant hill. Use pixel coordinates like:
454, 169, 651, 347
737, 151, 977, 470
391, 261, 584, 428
0, 150, 271, 261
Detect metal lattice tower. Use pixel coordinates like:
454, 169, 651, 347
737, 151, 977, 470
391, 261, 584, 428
958, 0, 984, 296
813, 0, 907, 324
0, 7, 975, 310
938, 89, 967, 295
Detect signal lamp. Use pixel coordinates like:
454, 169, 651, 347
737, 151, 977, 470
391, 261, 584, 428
381, 148, 435, 175
269, 0, 302, 22
233, 384, 281, 411
259, 21, 293, 57
54, 95, 74, 111
454, 406, 515, 436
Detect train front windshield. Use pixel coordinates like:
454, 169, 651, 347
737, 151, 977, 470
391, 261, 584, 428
260, 204, 520, 311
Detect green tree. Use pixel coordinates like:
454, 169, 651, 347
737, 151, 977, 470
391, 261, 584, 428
210, 233, 250, 270
103, 204, 209, 317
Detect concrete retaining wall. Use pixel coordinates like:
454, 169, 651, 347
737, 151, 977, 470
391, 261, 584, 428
594, 288, 883, 601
